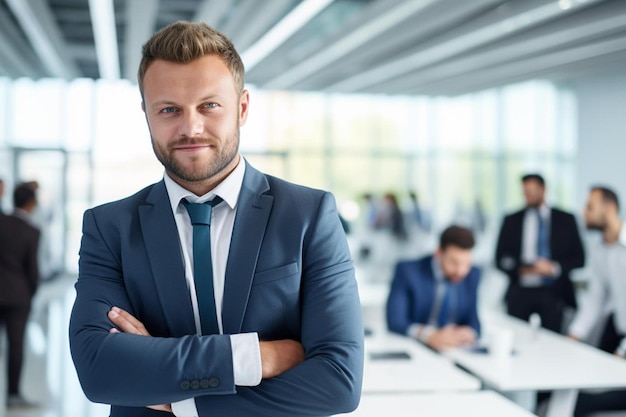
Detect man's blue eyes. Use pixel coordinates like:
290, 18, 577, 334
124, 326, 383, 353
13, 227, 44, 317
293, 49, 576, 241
161, 104, 217, 113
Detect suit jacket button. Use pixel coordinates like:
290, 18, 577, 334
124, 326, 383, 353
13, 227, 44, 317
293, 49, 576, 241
200, 379, 210, 389
208, 377, 220, 388
190, 380, 200, 390
180, 380, 191, 390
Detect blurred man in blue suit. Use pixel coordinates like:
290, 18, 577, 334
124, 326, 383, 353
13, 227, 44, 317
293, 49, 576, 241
69, 21, 363, 417
387, 225, 480, 351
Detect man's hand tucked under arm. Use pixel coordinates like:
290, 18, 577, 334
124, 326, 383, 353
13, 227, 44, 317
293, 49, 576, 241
259, 339, 305, 379
108, 306, 151, 336
108, 306, 172, 414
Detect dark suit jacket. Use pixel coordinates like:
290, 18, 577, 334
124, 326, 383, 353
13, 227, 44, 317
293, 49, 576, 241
495, 207, 585, 308
69, 162, 364, 417
386, 255, 481, 336
0, 213, 40, 307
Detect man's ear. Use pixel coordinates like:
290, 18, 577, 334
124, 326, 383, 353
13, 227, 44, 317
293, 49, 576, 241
239, 89, 250, 126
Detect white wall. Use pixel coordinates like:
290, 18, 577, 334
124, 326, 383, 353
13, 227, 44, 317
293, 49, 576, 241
574, 68, 626, 217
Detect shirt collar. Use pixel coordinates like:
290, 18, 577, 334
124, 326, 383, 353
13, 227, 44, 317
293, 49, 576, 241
527, 203, 550, 219
163, 154, 246, 212
431, 256, 445, 284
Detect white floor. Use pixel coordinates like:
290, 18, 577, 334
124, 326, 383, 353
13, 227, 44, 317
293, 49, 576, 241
1, 275, 108, 417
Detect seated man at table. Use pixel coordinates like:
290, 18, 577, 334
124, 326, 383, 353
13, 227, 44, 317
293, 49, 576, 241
386, 225, 480, 351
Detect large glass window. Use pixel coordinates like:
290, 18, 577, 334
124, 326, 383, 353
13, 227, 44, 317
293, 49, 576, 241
0, 77, 577, 273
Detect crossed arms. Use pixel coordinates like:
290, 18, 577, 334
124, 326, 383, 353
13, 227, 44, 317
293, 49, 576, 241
69, 192, 364, 416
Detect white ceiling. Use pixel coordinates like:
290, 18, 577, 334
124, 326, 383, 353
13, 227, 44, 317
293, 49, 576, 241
0, 0, 625, 95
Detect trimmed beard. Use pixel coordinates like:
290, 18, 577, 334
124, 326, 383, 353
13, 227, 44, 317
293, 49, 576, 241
151, 129, 240, 183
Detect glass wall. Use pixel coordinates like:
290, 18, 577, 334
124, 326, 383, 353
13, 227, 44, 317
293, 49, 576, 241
0, 77, 577, 273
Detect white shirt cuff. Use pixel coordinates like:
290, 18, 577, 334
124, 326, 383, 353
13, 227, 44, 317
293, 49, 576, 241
172, 398, 198, 417
407, 323, 436, 344
231, 332, 262, 386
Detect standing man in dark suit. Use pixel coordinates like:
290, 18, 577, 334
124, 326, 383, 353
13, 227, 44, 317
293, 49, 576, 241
0, 183, 40, 407
69, 21, 363, 417
495, 174, 585, 333
387, 225, 480, 351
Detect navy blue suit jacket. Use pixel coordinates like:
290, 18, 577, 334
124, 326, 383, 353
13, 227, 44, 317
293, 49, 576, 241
386, 255, 481, 336
69, 162, 363, 416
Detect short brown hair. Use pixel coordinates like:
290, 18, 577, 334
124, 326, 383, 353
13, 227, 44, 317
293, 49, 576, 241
591, 186, 620, 211
137, 21, 245, 97
439, 225, 475, 250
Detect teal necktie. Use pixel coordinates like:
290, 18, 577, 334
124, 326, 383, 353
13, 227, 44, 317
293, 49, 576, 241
183, 196, 223, 335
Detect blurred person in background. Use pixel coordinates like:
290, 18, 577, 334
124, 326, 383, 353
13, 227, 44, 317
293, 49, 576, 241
386, 225, 480, 351
375, 192, 407, 242
495, 173, 585, 333
0, 183, 40, 408
569, 186, 626, 416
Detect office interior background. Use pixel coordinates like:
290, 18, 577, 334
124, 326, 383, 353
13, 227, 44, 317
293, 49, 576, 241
0, 0, 626, 416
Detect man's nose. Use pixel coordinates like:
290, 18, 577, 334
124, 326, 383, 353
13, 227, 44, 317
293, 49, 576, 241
178, 110, 204, 137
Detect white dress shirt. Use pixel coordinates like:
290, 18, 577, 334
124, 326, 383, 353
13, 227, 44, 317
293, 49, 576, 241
520, 204, 558, 286
569, 224, 626, 356
163, 157, 262, 416
407, 258, 447, 343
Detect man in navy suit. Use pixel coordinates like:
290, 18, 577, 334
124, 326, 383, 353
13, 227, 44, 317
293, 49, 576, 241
386, 225, 480, 351
495, 174, 585, 333
68, 22, 363, 417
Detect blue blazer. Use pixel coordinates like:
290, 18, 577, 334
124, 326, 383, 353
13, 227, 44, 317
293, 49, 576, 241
69, 162, 363, 417
386, 255, 481, 336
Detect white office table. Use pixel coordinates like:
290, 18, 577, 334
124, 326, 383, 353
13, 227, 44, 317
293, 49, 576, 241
363, 332, 480, 393
336, 391, 537, 417
443, 312, 626, 417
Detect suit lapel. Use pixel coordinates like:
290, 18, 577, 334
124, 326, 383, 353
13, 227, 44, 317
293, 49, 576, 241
222, 164, 272, 334
139, 181, 196, 337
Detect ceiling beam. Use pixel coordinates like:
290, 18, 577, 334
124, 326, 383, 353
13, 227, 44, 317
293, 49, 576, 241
292, 0, 507, 91
413, 34, 626, 96
230, 0, 294, 51
123, 0, 159, 81
372, 5, 626, 95
241, 0, 335, 72
89, 0, 120, 80
0, 7, 42, 78
326, 0, 604, 93
5, 0, 79, 79
262, 0, 439, 89
194, 0, 234, 29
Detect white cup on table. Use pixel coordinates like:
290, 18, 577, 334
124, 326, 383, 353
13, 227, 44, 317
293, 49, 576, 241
488, 328, 514, 360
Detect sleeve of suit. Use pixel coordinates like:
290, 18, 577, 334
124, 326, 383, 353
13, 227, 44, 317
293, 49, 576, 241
386, 263, 413, 335
69, 209, 237, 407
26, 228, 40, 294
192, 192, 364, 416
494, 216, 517, 277
555, 213, 585, 275
467, 268, 482, 336
69, 192, 363, 416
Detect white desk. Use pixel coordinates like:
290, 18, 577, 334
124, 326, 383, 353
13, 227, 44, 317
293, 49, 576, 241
443, 312, 626, 417
336, 391, 537, 417
363, 332, 480, 393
